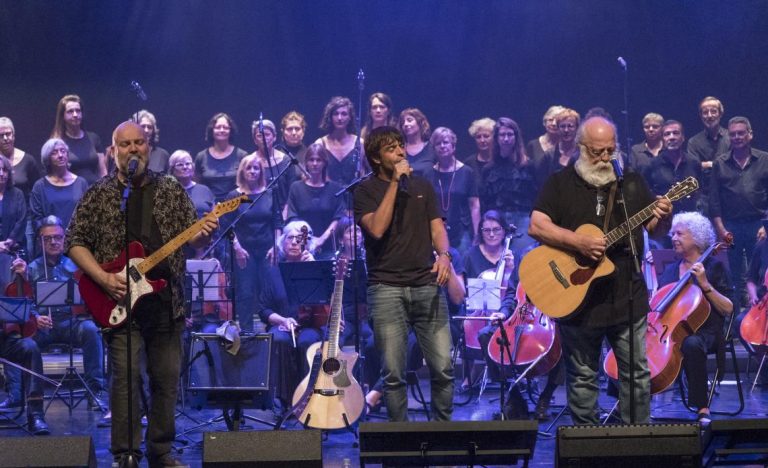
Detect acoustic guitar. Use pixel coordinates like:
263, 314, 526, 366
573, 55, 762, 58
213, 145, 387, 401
291, 256, 365, 430
78, 195, 248, 328
519, 177, 699, 320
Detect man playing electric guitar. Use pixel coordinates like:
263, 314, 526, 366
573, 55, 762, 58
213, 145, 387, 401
66, 121, 218, 468
528, 117, 672, 425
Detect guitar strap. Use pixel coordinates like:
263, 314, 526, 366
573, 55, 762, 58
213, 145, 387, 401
602, 181, 618, 233
140, 181, 156, 244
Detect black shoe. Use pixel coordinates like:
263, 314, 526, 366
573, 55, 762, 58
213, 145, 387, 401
0, 397, 23, 412
147, 454, 190, 468
534, 398, 552, 420
89, 391, 108, 411
28, 414, 50, 435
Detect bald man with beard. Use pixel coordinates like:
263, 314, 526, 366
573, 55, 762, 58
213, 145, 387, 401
528, 117, 672, 425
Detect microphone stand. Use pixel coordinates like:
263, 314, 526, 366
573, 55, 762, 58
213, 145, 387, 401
119, 169, 139, 468
258, 113, 279, 266
614, 170, 642, 425
353, 69, 365, 179
336, 171, 372, 419
618, 58, 632, 167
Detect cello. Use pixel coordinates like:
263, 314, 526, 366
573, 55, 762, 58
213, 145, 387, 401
3, 249, 37, 338
739, 269, 768, 354
603, 234, 733, 394
487, 281, 561, 377
463, 234, 513, 351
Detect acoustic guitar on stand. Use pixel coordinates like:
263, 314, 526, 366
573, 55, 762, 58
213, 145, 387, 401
291, 256, 365, 430
519, 177, 699, 320
78, 195, 248, 328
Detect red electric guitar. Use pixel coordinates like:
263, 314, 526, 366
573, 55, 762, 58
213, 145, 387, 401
79, 195, 247, 328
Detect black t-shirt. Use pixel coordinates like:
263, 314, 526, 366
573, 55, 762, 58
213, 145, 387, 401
643, 150, 703, 213
222, 189, 281, 259
533, 166, 655, 326
354, 175, 442, 286
423, 164, 477, 246
194, 148, 246, 201
64, 131, 103, 185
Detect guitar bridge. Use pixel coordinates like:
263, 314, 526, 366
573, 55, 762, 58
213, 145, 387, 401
313, 389, 342, 396
548, 261, 570, 289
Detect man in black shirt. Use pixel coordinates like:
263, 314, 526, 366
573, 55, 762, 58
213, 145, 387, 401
710, 116, 768, 314
688, 96, 731, 171
529, 117, 672, 425
354, 126, 454, 422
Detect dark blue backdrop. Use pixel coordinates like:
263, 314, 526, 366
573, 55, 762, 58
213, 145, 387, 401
1, 0, 766, 157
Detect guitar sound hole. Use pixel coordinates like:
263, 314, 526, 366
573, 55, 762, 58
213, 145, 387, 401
322, 358, 340, 374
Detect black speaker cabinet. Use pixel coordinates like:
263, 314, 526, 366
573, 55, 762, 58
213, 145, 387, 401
187, 332, 271, 391
202, 430, 322, 467
359, 420, 538, 466
0, 435, 96, 467
556, 423, 702, 467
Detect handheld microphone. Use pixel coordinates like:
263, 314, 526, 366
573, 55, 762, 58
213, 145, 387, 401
610, 154, 624, 182
398, 173, 408, 192
617, 57, 627, 70
130, 81, 148, 101
127, 155, 140, 178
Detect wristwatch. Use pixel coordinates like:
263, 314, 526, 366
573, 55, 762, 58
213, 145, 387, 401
439, 251, 453, 260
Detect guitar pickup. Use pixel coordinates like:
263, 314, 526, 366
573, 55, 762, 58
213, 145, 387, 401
313, 389, 343, 396
548, 261, 570, 289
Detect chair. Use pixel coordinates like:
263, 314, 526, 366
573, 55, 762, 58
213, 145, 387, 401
677, 311, 745, 416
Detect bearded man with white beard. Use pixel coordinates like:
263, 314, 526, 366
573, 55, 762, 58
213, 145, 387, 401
527, 117, 673, 425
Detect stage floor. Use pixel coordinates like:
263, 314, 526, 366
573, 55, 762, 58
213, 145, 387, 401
1, 354, 767, 467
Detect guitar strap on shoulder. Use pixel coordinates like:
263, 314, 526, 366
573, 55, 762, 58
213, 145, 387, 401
602, 181, 618, 233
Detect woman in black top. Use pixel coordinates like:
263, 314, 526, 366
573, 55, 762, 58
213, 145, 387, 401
195, 113, 247, 201
660, 212, 733, 423
224, 154, 282, 332
398, 108, 434, 177
50, 94, 105, 185
361, 92, 397, 141
286, 144, 345, 259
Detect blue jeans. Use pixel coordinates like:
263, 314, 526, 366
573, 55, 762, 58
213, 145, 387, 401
368, 283, 454, 421
559, 315, 650, 425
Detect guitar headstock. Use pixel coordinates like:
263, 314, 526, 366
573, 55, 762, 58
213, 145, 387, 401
665, 177, 699, 202
333, 256, 350, 281
212, 194, 249, 217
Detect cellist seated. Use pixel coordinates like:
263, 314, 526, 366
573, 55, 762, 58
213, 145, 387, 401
659, 212, 733, 423
256, 220, 322, 410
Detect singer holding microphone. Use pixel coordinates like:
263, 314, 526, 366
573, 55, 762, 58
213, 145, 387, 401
67, 121, 218, 468
528, 117, 672, 425
354, 126, 455, 422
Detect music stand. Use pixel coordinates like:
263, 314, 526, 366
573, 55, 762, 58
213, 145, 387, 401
279, 260, 335, 306
36, 279, 102, 414
0, 297, 60, 433
466, 278, 501, 311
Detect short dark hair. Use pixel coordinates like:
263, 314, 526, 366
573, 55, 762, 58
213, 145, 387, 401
662, 119, 685, 134
364, 126, 403, 175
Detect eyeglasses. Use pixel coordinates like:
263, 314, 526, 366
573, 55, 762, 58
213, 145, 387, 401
286, 233, 312, 243
481, 227, 503, 235
581, 144, 615, 159
174, 162, 193, 168
42, 234, 64, 243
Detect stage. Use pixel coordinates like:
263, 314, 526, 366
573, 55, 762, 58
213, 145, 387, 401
0, 350, 766, 467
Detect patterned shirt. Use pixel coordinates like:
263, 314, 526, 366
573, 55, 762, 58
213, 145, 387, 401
66, 170, 197, 318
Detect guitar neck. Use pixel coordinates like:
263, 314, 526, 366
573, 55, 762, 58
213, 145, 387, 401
603, 200, 659, 248
326, 279, 344, 359
137, 213, 214, 275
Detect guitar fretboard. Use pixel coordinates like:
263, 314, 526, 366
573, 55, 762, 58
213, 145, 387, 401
326, 279, 344, 359
603, 202, 658, 247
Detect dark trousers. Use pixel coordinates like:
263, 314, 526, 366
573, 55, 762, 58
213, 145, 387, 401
0, 332, 44, 401
106, 320, 183, 462
681, 330, 718, 409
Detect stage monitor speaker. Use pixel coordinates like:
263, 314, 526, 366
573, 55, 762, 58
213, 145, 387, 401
556, 423, 701, 467
359, 419, 538, 466
0, 435, 95, 467
202, 430, 322, 467
705, 418, 768, 466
